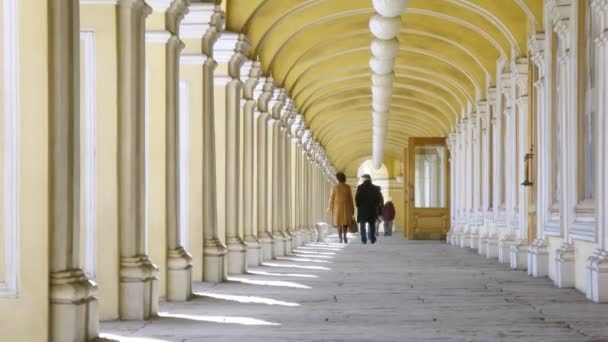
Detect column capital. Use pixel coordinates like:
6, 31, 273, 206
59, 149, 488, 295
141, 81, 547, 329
243, 61, 262, 100
258, 78, 277, 113
271, 88, 288, 120
528, 32, 546, 73
227, 34, 251, 79
486, 86, 498, 104
166, 0, 191, 35
201, 6, 225, 57
547, 0, 572, 48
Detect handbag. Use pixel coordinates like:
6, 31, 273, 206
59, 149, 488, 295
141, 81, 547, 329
348, 218, 358, 233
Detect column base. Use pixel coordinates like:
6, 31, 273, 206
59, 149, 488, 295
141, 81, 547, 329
287, 230, 298, 253
226, 237, 248, 274
167, 246, 193, 301
259, 232, 274, 261
310, 226, 318, 242
119, 256, 159, 320
485, 235, 498, 259
203, 239, 227, 283
469, 232, 479, 250
585, 249, 608, 302
449, 231, 460, 246
446, 231, 453, 244
509, 241, 528, 270
244, 236, 262, 267
295, 229, 304, 247
554, 242, 575, 288
498, 236, 515, 264
50, 269, 99, 341
478, 234, 488, 255
459, 231, 470, 248
273, 234, 286, 258
283, 232, 293, 255
527, 239, 549, 277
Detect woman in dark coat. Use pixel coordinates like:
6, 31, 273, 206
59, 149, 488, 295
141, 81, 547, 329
382, 198, 396, 236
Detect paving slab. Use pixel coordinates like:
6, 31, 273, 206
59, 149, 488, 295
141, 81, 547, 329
100, 233, 608, 342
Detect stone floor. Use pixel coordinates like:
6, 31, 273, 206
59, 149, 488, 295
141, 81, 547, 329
101, 233, 608, 342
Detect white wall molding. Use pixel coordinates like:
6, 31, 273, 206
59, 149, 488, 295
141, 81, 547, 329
180, 53, 207, 65
79, 0, 118, 4
0, 0, 20, 298
214, 75, 231, 86
80, 31, 97, 278
145, 30, 172, 44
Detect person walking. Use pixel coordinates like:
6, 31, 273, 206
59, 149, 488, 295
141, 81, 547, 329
382, 198, 396, 236
328, 172, 354, 243
355, 174, 383, 244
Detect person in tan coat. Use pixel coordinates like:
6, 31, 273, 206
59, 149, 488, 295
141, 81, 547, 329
328, 172, 355, 243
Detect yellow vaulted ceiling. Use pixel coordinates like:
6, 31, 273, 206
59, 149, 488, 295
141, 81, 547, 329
226, 0, 542, 176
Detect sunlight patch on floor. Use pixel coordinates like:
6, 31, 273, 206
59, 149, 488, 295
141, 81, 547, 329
227, 276, 312, 289
247, 270, 319, 278
261, 262, 331, 270
158, 312, 280, 326
291, 253, 334, 259
292, 250, 336, 255
296, 246, 343, 252
194, 292, 300, 307
276, 256, 333, 263
99, 333, 170, 342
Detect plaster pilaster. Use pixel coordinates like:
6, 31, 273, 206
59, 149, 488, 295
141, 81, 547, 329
116, 0, 160, 320
242, 62, 262, 266
49, 1, 99, 340
162, 0, 193, 302
219, 33, 250, 274
257, 78, 277, 259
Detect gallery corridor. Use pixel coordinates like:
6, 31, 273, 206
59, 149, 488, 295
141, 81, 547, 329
100, 233, 608, 342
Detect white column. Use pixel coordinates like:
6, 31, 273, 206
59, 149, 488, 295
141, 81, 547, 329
257, 79, 276, 259
200, 7, 228, 283
164, 0, 193, 302
469, 112, 481, 249
49, 1, 99, 340
458, 120, 470, 247
478, 100, 490, 254
528, 33, 550, 277
499, 72, 516, 264
270, 89, 287, 256
511, 59, 531, 270
242, 61, 262, 266
552, 2, 577, 288
116, 0, 159, 320
446, 134, 455, 244
222, 34, 250, 274
586, 0, 608, 303
486, 87, 500, 258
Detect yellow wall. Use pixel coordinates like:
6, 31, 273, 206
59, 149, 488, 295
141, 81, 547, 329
0, 1, 49, 340
80, 4, 120, 320
146, 42, 168, 298
180, 65, 204, 282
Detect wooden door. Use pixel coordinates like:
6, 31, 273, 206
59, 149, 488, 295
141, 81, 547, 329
406, 137, 450, 240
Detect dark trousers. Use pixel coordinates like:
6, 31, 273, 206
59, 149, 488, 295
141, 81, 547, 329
359, 221, 376, 243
